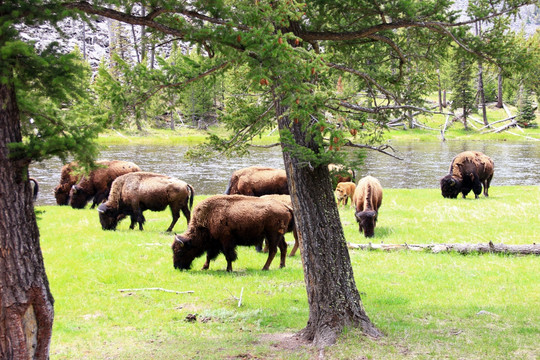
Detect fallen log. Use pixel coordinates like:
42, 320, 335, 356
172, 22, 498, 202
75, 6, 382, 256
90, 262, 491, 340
347, 241, 540, 255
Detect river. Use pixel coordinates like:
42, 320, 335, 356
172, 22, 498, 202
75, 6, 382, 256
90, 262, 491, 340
30, 140, 540, 206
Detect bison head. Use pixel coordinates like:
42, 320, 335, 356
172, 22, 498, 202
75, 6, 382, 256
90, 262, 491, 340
355, 210, 378, 238
54, 185, 70, 205
97, 203, 121, 230
440, 175, 462, 199
69, 185, 90, 209
171, 235, 199, 270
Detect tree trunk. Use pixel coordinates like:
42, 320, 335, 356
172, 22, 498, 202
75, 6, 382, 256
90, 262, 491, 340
443, 89, 447, 108
496, 71, 503, 108
437, 68, 443, 112
0, 80, 54, 359
275, 101, 381, 348
477, 60, 488, 125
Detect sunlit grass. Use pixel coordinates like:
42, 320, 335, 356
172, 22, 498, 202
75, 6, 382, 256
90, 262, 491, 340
39, 186, 539, 359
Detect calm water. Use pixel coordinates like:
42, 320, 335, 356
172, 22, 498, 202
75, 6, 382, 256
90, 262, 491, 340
30, 141, 540, 206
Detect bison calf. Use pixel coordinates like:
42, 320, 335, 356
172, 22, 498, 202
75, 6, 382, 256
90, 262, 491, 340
98, 172, 194, 232
353, 176, 383, 238
172, 195, 292, 272
440, 151, 494, 199
335, 181, 356, 207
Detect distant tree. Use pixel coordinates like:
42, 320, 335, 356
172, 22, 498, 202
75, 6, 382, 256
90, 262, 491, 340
450, 50, 476, 129
517, 88, 538, 127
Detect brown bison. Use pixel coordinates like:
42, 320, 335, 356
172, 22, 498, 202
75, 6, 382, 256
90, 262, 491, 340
353, 176, 383, 238
328, 163, 356, 187
440, 151, 494, 199
224, 166, 288, 196
335, 181, 356, 207
172, 195, 293, 272
261, 194, 300, 257
69, 160, 141, 209
97, 172, 194, 232
54, 161, 82, 205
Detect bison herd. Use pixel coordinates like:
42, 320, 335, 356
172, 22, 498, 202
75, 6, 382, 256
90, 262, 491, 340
51, 151, 494, 272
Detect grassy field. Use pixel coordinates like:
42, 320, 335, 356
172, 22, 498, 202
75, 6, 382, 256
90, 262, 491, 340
38, 186, 539, 359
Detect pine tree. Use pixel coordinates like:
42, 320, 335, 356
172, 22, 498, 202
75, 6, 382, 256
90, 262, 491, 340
450, 52, 475, 130
517, 88, 538, 127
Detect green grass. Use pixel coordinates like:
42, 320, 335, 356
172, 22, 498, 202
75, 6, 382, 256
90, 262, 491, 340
39, 186, 540, 359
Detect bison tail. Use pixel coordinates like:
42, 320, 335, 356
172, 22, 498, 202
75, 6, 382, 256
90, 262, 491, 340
224, 177, 233, 195
29, 177, 39, 201
187, 184, 195, 210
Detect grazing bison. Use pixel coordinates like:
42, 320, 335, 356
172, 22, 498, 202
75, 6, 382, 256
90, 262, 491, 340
335, 181, 356, 207
328, 163, 356, 187
224, 166, 288, 196
172, 195, 293, 272
54, 161, 82, 205
69, 160, 141, 209
353, 176, 383, 238
261, 194, 300, 257
440, 151, 494, 199
97, 172, 194, 232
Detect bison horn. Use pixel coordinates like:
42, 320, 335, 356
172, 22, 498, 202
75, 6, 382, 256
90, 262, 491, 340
97, 203, 107, 213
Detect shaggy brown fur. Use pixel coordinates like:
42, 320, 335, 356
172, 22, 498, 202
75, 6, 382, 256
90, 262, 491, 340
440, 151, 494, 199
172, 195, 293, 272
353, 176, 383, 238
98, 172, 194, 232
335, 181, 356, 207
224, 166, 288, 196
69, 160, 141, 209
261, 194, 300, 257
54, 161, 82, 205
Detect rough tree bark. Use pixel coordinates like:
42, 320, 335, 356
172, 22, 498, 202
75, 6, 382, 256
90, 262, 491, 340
0, 79, 54, 359
275, 100, 381, 348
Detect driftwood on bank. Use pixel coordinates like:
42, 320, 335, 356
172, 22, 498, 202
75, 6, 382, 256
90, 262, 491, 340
347, 241, 540, 255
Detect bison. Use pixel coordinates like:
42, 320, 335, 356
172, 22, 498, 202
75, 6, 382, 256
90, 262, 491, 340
440, 151, 494, 199
260, 194, 300, 257
224, 166, 288, 196
353, 176, 383, 238
335, 181, 356, 207
69, 160, 141, 209
54, 161, 82, 205
97, 172, 194, 232
172, 195, 293, 272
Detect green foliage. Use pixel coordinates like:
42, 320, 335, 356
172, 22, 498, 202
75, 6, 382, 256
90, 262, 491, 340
3, 38, 105, 164
449, 49, 476, 122
517, 88, 538, 128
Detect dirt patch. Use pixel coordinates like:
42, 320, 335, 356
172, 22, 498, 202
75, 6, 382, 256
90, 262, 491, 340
260, 332, 312, 351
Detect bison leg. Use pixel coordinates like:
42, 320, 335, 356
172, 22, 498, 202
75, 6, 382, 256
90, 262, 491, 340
484, 175, 493, 197
289, 229, 299, 257
202, 248, 221, 270
222, 246, 238, 272
261, 234, 279, 271
181, 205, 191, 225
278, 236, 287, 268
129, 215, 137, 230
